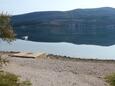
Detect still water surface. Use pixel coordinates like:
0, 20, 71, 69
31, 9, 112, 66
1, 39, 115, 60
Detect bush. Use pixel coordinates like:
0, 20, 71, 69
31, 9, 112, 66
0, 13, 15, 42
0, 71, 31, 86
105, 73, 115, 86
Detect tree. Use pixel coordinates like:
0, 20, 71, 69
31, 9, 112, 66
0, 13, 15, 42
0, 13, 15, 67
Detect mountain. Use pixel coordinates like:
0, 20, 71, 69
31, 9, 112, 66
12, 7, 115, 46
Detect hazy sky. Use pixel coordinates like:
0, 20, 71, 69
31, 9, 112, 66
0, 0, 115, 15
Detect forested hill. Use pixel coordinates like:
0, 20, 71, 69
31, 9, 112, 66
12, 7, 115, 46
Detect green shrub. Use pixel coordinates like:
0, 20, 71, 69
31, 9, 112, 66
0, 13, 15, 42
105, 73, 115, 86
0, 71, 31, 86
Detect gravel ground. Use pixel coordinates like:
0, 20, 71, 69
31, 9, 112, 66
2, 54, 115, 86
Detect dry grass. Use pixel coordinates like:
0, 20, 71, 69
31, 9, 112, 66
0, 70, 31, 86
105, 73, 115, 86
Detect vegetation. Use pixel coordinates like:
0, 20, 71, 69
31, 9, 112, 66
0, 13, 31, 86
0, 71, 31, 86
0, 55, 32, 86
105, 73, 115, 86
0, 55, 9, 68
0, 13, 15, 42
0, 13, 15, 67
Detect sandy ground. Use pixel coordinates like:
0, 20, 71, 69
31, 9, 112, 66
2, 54, 115, 86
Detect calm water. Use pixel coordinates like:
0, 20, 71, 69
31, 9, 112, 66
1, 39, 115, 60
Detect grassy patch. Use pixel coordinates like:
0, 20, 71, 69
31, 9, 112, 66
0, 71, 31, 86
105, 73, 115, 86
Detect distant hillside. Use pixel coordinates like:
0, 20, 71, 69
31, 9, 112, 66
12, 7, 115, 46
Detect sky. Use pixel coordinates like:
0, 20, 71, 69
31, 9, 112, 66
0, 0, 115, 15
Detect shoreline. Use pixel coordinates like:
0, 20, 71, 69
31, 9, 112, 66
48, 54, 115, 63
1, 51, 115, 62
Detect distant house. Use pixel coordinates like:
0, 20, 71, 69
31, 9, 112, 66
22, 36, 28, 40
